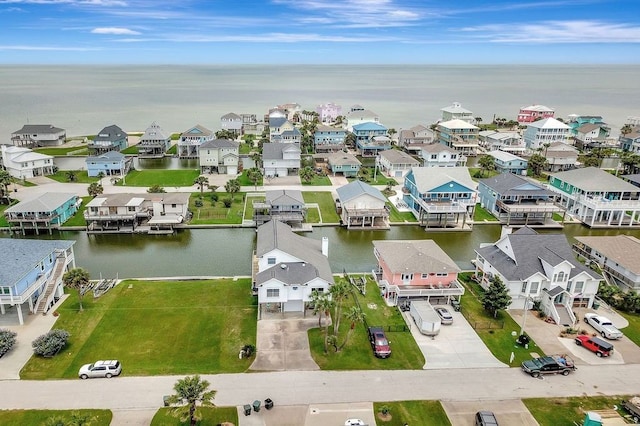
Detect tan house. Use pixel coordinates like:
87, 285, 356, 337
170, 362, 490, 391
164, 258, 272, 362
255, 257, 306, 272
199, 139, 240, 175
378, 149, 420, 178
336, 180, 389, 229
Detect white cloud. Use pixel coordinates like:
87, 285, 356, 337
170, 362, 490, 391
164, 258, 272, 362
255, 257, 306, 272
0, 0, 127, 5
0, 44, 97, 50
461, 20, 640, 43
115, 32, 399, 44
91, 26, 140, 35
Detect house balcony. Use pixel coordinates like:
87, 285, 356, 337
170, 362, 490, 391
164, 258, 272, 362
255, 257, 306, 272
416, 198, 473, 214
0, 270, 50, 305
84, 210, 150, 221
576, 195, 640, 211
5, 212, 59, 223
379, 279, 466, 298
496, 199, 564, 213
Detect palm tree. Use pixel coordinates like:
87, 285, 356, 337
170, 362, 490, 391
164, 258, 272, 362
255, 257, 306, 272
224, 178, 240, 200
247, 167, 262, 190
62, 268, 90, 312
478, 155, 495, 177
96, 171, 105, 181
87, 182, 103, 197
310, 290, 326, 328
299, 166, 315, 183
528, 153, 548, 177
330, 281, 351, 335
338, 306, 366, 351
250, 152, 262, 169
166, 375, 216, 426
65, 170, 77, 182
313, 292, 334, 353
194, 176, 209, 198
0, 169, 11, 204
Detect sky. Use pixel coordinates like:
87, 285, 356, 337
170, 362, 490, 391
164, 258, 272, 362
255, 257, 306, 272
0, 0, 639, 64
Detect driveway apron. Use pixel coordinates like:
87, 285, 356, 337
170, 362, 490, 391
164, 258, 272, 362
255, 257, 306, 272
250, 318, 320, 371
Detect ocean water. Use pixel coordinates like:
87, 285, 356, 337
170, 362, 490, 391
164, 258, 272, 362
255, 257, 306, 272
1, 64, 638, 140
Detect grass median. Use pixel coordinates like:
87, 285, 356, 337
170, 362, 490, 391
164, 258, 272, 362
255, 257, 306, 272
118, 170, 200, 187
21, 279, 257, 379
373, 401, 451, 425
151, 406, 238, 425
524, 395, 632, 426
0, 409, 111, 425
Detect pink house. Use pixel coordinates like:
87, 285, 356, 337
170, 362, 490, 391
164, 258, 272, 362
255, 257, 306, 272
373, 240, 464, 306
518, 105, 555, 123
316, 102, 342, 123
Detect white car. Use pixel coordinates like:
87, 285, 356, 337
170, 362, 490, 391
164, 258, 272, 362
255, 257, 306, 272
344, 419, 367, 426
78, 360, 122, 379
584, 313, 623, 340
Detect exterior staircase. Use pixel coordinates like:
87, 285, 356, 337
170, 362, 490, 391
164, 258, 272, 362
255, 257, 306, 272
35, 256, 66, 314
555, 303, 574, 327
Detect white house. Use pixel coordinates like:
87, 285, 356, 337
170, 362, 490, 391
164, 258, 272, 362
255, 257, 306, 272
262, 143, 301, 177
440, 102, 475, 124
377, 149, 420, 178
1, 145, 54, 179
346, 109, 380, 131
523, 117, 570, 151
336, 180, 389, 229
478, 131, 526, 154
475, 227, 602, 326
419, 143, 465, 167
199, 139, 240, 175
10, 124, 66, 147
254, 220, 333, 317
220, 112, 242, 134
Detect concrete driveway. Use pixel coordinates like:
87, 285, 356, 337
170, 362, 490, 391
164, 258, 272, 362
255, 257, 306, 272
441, 399, 538, 426
237, 402, 375, 426
250, 318, 320, 371
403, 306, 507, 369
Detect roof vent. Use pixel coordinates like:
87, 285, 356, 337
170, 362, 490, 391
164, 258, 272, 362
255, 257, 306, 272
280, 264, 287, 269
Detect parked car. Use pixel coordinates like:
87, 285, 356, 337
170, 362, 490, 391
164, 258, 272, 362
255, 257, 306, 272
344, 419, 366, 426
575, 335, 614, 357
584, 313, 623, 340
78, 360, 122, 379
475, 410, 499, 425
435, 307, 453, 325
367, 327, 391, 358
521, 355, 576, 378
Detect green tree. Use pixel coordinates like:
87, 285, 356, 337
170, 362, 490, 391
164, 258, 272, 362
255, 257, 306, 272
96, 171, 106, 180
166, 375, 216, 426
247, 167, 262, 190
65, 170, 78, 182
0, 169, 11, 204
338, 306, 365, 351
87, 182, 103, 197
582, 155, 601, 168
357, 167, 370, 182
481, 275, 512, 318
194, 175, 209, 198
312, 291, 334, 353
330, 281, 351, 335
224, 178, 241, 200
345, 132, 356, 148
250, 152, 262, 169
528, 154, 548, 177
478, 155, 495, 177
62, 268, 90, 312
215, 129, 236, 140
147, 184, 166, 193
299, 166, 315, 183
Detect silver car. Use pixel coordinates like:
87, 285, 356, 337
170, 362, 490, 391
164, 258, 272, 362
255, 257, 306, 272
78, 360, 122, 379
435, 307, 454, 325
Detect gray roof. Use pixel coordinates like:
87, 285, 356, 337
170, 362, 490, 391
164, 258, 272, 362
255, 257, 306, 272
479, 173, 554, 197
336, 180, 386, 203
221, 112, 241, 120
86, 151, 126, 162
262, 143, 300, 160
181, 124, 213, 137
576, 123, 604, 133
86, 193, 146, 207
266, 189, 304, 206
487, 150, 525, 162
420, 143, 457, 154
13, 124, 65, 134
141, 122, 170, 141
200, 139, 240, 149
5, 193, 78, 214
95, 125, 127, 142
327, 152, 361, 166
256, 220, 333, 283
550, 167, 638, 192
256, 262, 321, 286
150, 193, 190, 205
373, 240, 460, 274
409, 166, 476, 192
476, 227, 601, 282
622, 174, 640, 185
269, 117, 288, 127
316, 125, 344, 132
379, 149, 420, 165
575, 235, 640, 275
0, 238, 75, 286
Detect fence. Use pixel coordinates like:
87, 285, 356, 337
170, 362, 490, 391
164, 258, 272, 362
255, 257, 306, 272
367, 324, 410, 333
468, 318, 504, 330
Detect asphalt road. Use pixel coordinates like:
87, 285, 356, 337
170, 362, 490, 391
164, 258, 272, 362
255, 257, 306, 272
1, 365, 639, 411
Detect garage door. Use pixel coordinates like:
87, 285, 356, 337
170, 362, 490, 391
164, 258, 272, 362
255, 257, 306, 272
284, 300, 304, 312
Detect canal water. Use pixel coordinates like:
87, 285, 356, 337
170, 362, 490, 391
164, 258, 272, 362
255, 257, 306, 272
9, 224, 638, 279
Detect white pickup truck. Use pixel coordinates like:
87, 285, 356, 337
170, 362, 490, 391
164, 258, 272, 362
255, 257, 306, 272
584, 313, 623, 340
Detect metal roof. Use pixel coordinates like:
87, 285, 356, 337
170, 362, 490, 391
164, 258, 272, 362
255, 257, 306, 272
0, 238, 75, 286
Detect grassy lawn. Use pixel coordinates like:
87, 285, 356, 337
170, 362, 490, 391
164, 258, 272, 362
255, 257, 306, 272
474, 203, 499, 222
237, 169, 263, 187
17, 178, 37, 187
309, 276, 424, 370
301, 175, 332, 186
552, 212, 565, 222
469, 168, 500, 180
121, 145, 139, 154
523, 396, 631, 426
63, 195, 92, 227
189, 192, 246, 224
348, 174, 398, 186
49, 170, 100, 184
458, 273, 544, 366
302, 191, 340, 223
151, 406, 238, 425
0, 409, 111, 425
239, 142, 253, 154
21, 279, 257, 379
119, 170, 200, 187
0, 202, 15, 227
167, 144, 177, 155
386, 202, 417, 223
373, 401, 451, 426
619, 311, 640, 346
244, 195, 264, 221
34, 146, 89, 156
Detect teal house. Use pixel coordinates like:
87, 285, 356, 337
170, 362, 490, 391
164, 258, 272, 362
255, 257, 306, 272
327, 152, 362, 177
4, 192, 80, 235
403, 167, 477, 229
353, 122, 390, 157
86, 151, 129, 177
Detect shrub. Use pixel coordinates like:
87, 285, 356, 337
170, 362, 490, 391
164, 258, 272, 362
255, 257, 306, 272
0, 329, 17, 358
194, 199, 204, 208
222, 198, 232, 208
210, 193, 218, 202
32, 329, 70, 358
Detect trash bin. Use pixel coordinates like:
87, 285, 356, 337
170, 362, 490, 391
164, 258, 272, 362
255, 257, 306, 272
243, 404, 252, 416
253, 400, 261, 412
517, 334, 530, 347
451, 300, 461, 312
163, 395, 171, 407
265, 398, 274, 410
592, 301, 600, 310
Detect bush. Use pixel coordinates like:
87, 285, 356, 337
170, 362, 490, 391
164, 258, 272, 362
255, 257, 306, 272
0, 329, 17, 358
194, 199, 204, 208
210, 193, 218, 202
32, 329, 70, 358
222, 198, 232, 208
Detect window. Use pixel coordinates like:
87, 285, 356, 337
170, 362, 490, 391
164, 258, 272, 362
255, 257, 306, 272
171, 204, 176, 208
566, 281, 572, 292
530, 282, 539, 294
575, 281, 585, 293
557, 271, 566, 282
401, 273, 413, 281
267, 257, 276, 265
312, 287, 324, 293
521, 282, 528, 293
436, 272, 448, 277
128, 206, 136, 212
421, 273, 429, 279
267, 289, 279, 298
1, 287, 10, 295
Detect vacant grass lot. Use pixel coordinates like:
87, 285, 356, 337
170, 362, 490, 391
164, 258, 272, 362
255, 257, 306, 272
151, 406, 238, 425
119, 170, 200, 187
459, 273, 544, 366
121, 145, 139, 154
49, 170, 100, 184
21, 279, 257, 379
620, 311, 640, 346
63, 195, 93, 227
309, 276, 424, 370
474, 204, 499, 222
34, 146, 89, 156
189, 192, 245, 224
302, 191, 340, 223
373, 401, 451, 426
0, 409, 112, 425
301, 175, 332, 186
244, 195, 265, 221
523, 396, 631, 426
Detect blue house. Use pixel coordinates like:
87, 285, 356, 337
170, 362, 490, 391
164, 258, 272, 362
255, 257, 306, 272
0, 238, 76, 324
403, 166, 477, 229
4, 192, 80, 235
86, 151, 129, 177
314, 125, 346, 152
352, 122, 390, 157
487, 150, 528, 175
88, 124, 128, 155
